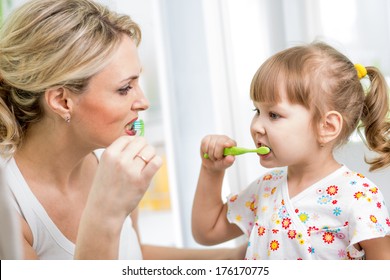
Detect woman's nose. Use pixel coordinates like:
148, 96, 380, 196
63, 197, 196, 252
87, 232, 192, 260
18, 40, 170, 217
133, 87, 150, 111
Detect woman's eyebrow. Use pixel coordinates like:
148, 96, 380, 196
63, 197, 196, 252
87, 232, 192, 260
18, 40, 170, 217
120, 75, 139, 83
119, 68, 143, 83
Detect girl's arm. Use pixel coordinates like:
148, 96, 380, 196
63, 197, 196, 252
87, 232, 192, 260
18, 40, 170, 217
191, 135, 244, 245
360, 236, 390, 259
192, 167, 243, 245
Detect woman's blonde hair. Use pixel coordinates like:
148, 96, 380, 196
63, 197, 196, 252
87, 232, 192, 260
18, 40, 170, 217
0, 0, 141, 156
250, 41, 390, 171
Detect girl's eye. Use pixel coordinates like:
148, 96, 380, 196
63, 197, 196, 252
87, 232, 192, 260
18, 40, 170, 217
269, 112, 280, 119
253, 108, 260, 115
118, 85, 132, 95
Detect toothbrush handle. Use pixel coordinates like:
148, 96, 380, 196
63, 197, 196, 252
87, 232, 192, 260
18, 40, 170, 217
223, 147, 254, 156
203, 146, 270, 158
203, 147, 253, 159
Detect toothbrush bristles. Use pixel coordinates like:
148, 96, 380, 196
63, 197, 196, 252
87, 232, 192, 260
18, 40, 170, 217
133, 119, 145, 136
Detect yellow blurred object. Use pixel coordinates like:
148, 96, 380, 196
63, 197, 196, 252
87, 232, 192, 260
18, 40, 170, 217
354, 63, 367, 79
140, 155, 171, 210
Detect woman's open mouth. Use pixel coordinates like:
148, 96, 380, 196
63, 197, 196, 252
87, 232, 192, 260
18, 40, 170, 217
125, 120, 137, 136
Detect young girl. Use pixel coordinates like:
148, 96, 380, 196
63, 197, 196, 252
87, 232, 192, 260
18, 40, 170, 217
0, 0, 244, 260
192, 42, 390, 260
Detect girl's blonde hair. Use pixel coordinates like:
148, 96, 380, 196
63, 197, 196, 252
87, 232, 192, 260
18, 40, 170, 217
250, 41, 390, 171
0, 0, 141, 156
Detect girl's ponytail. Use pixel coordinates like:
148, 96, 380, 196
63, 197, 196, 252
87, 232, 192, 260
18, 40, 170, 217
360, 66, 390, 171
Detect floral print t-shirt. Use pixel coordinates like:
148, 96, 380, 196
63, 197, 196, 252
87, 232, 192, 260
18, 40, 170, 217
227, 166, 390, 260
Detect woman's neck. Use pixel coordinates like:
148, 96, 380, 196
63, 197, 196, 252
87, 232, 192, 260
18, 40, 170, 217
14, 121, 95, 191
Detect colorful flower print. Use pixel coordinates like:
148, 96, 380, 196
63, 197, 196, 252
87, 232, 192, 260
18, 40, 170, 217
369, 187, 378, 194
287, 230, 297, 239
282, 218, 292, 229
258, 226, 266, 236
229, 195, 238, 202
354, 191, 364, 200
318, 195, 331, 205
338, 249, 347, 258
307, 226, 319, 236
322, 232, 335, 244
263, 174, 272, 181
245, 200, 257, 212
327, 185, 339, 195
357, 173, 365, 178
333, 207, 342, 216
278, 205, 289, 219
270, 240, 280, 251
298, 212, 309, 223
370, 215, 377, 223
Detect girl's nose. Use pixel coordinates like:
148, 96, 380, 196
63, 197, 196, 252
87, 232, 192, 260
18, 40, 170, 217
251, 117, 266, 136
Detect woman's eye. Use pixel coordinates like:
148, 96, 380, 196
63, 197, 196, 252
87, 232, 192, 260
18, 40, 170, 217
118, 85, 132, 95
269, 112, 280, 119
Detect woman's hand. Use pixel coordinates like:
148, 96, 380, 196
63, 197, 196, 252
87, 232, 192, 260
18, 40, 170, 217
200, 135, 236, 172
89, 136, 162, 222
75, 136, 162, 259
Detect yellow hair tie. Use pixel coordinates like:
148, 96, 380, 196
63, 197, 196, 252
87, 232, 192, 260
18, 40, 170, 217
354, 64, 367, 79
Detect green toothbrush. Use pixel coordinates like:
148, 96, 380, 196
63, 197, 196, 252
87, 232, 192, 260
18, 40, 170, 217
203, 146, 271, 159
133, 119, 144, 136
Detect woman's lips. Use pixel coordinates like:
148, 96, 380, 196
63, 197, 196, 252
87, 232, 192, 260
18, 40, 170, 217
125, 118, 138, 136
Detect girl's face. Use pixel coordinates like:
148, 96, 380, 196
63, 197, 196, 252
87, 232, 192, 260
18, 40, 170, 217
71, 35, 149, 148
250, 92, 320, 169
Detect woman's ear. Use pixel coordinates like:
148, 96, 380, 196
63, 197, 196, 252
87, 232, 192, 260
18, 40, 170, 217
44, 87, 73, 122
318, 111, 343, 145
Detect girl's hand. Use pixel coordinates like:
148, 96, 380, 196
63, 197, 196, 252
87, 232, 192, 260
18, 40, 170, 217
200, 135, 236, 171
88, 136, 162, 222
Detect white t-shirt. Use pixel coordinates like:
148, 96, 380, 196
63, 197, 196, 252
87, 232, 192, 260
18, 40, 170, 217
3, 152, 142, 260
227, 166, 390, 260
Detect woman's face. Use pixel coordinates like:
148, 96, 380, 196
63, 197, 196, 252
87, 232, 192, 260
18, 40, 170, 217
71, 35, 149, 148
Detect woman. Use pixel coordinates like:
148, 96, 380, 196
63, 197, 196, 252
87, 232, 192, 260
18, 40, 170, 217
0, 0, 244, 260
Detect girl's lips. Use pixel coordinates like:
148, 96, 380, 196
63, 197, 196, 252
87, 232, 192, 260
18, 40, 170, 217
258, 143, 272, 157
258, 142, 271, 150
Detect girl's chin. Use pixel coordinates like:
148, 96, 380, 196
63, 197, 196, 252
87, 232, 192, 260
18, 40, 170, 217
259, 158, 279, 169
